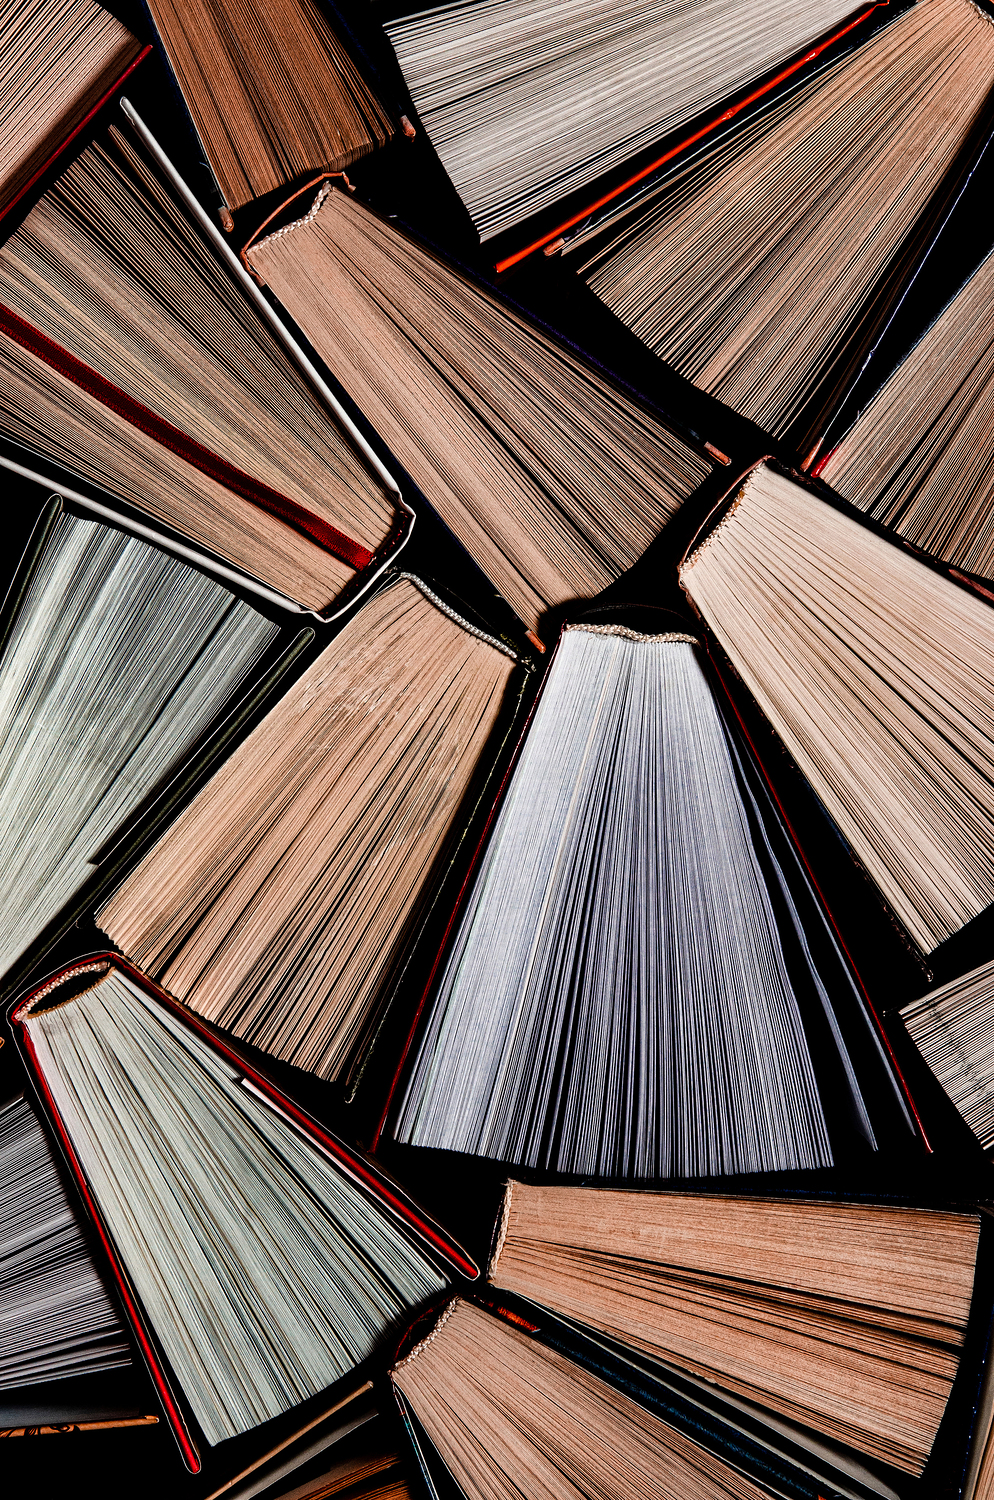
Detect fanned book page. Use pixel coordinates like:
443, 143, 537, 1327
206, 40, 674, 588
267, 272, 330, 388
819, 248, 994, 581
0, 0, 141, 211
145, 0, 394, 212
395, 623, 880, 1180
679, 464, 994, 954
98, 577, 519, 1083
393, 1300, 777, 1500
0, 1093, 129, 1391
488, 1183, 982, 1476
245, 189, 708, 633
571, 0, 994, 436
0, 507, 278, 977
901, 960, 994, 1151
0, 128, 397, 611
16, 965, 448, 1448
385, 0, 864, 242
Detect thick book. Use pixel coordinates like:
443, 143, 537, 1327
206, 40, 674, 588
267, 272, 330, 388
390, 613, 914, 1179
140, 0, 397, 219
96, 572, 532, 1091
381, 0, 869, 247
241, 182, 714, 634
556, 0, 994, 440
0, 489, 283, 984
815, 244, 994, 583
675, 460, 994, 960
0, 0, 145, 219
8, 955, 476, 1473
391, 1293, 923, 1500
483, 1182, 987, 1483
0, 114, 410, 616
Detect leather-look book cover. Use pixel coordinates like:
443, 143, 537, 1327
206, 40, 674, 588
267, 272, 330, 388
7, 954, 480, 1475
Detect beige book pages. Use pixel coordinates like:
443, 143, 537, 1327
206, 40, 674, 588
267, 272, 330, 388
146, 0, 394, 210
580, 0, 994, 435
0, 130, 395, 610
98, 578, 517, 1080
901, 958, 994, 1150
246, 188, 709, 632
820, 249, 994, 580
0, 0, 140, 207
489, 1183, 981, 1475
679, 464, 994, 953
393, 1299, 774, 1500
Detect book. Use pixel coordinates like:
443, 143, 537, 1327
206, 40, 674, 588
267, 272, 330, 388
0, 0, 143, 217
0, 120, 405, 615
141, 0, 396, 218
901, 959, 994, 1152
485, 1181, 984, 1478
382, 0, 873, 245
0, 495, 280, 981
96, 574, 527, 1087
677, 461, 994, 957
0, 1092, 129, 1392
561, 0, 994, 438
816, 246, 994, 583
391, 617, 912, 1179
393, 1297, 832, 1500
9, 956, 474, 1470
242, 184, 712, 634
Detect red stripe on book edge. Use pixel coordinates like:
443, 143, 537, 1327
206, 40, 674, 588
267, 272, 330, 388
0, 302, 373, 571
809, 446, 836, 477
705, 648, 932, 1150
23, 955, 478, 1281
0, 45, 154, 228
494, 2, 890, 274
13, 1020, 201, 1473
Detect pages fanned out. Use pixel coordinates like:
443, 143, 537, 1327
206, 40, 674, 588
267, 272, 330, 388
0, 129, 396, 610
98, 577, 519, 1082
679, 464, 994, 954
0, 507, 278, 977
395, 623, 877, 1178
245, 189, 708, 632
17, 965, 448, 1447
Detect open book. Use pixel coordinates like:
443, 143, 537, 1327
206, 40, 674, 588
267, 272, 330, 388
10, 957, 473, 1470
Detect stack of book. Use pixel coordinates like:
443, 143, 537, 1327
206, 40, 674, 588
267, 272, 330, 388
2, 2, 994, 1498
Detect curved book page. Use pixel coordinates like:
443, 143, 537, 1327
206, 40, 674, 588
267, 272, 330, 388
98, 577, 519, 1082
679, 464, 994, 954
393, 1299, 775, 1500
18, 967, 447, 1447
396, 626, 838, 1178
488, 1183, 981, 1476
819, 247, 994, 583
0, 1092, 129, 1390
385, 0, 862, 242
245, 188, 708, 633
0, 508, 278, 976
0, 129, 397, 611
576, 0, 994, 436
